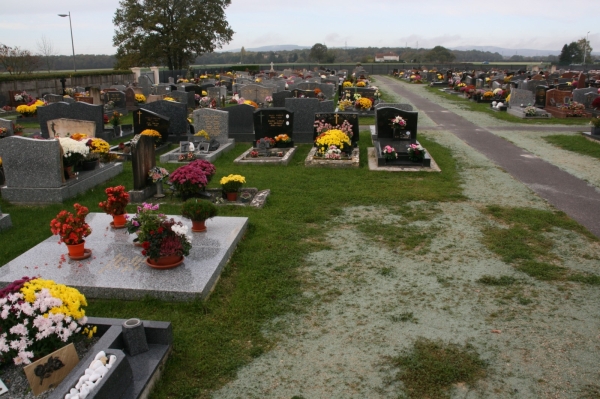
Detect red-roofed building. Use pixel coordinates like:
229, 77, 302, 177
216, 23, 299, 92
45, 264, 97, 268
375, 52, 400, 62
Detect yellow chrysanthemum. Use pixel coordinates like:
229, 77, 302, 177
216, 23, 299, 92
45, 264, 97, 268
315, 129, 351, 153
21, 278, 88, 320
342, 81, 353, 88
219, 174, 246, 185
141, 129, 161, 138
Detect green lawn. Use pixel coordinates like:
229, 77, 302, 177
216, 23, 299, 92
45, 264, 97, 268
543, 134, 600, 159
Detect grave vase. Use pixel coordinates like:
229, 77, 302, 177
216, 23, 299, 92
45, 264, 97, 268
226, 191, 238, 202
155, 182, 165, 198
191, 220, 207, 233
66, 241, 86, 258
112, 213, 127, 228
114, 125, 121, 137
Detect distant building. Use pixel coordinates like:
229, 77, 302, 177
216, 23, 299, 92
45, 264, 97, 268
375, 52, 400, 62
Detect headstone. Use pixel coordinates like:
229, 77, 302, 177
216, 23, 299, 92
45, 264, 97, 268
192, 108, 229, 144
535, 86, 549, 108
131, 134, 156, 191
319, 100, 335, 113
272, 91, 292, 107
314, 112, 360, 147
226, 104, 255, 142
0, 136, 63, 188
103, 91, 126, 110
111, 85, 127, 91
44, 94, 64, 104
0, 118, 13, 136
240, 84, 273, 103
133, 108, 170, 143
139, 75, 151, 97
374, 103, 414, 112
253, 108, 294, 142
89, 87, 102, 105
125, 87, 137, 111
169, 90, 195, 109
37, 102, 104, 139
284, 98, 320, 143
508, 88, 535, 108
573, 87, 596, 105
139, 100, 188, 141
375, 107, 418, 143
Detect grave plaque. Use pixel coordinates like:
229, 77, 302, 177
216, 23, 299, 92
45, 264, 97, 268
375, 107, 418, 143
253, 108, 294, 141
133, 108, 170, 142
131, 134, 156, 190
192, 108, 228, 144
314, 112, 360, 146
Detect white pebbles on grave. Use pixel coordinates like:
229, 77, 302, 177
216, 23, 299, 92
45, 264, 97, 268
64, 351, 117, 399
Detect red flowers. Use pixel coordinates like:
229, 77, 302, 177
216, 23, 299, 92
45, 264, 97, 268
98, 185, 130, 215
50, 203, 91, 245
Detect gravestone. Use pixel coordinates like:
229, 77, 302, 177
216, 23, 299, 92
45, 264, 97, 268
207, 86, 226, 101
253, 108, 294, 142
476, 79, 483, 89
47, 118, 96, 138
155, 84, 170, 96
285, 98, 320, 143
104, 91, 126, 110
192, 108, 228, 144
37, 102, 104, 139
272, 91, 292, 107
375, 107, 418, 143
374, 103, 414, 112
240, 84, 273, 103
256, 138, 271, 156
508, 88, 535, 108
535, 86, 549, 108
170, 90, 195, 109
111, 85, 127, 91
319, 100, 335, 113
125, 88, 137, 111
576, 73, 586, 89
226, 104, 255, 142
0, 118, 13, 136
320, 83, 336, 99
314, 112, 360, 147
90, 88, 102, 105
0, 136, 63, 188
138, 75, 151, 97
290, 89, 316, 98
133, 108, 170, 143
44, 94, 64, 104
573, 87, 596, 105
139, 100, 187, 141
129, 134, 156, 201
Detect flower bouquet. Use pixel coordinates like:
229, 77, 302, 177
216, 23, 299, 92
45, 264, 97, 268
256, 137, 276, 148
140, 129, 162, 145
524, 106, 538, 117
99, 185, 130, 227
0, 127, 8, 138
148, 166, 170, 183
58, 137, 89, 170
391, 116, 407, 129
50, 203, 92, 246
265, 96, 273, 107
382, 145, 398, 161
274, 134, 292, 148
84, 138, 110, 164
324, 145, 342, 159
135, 94, 146, 104
220, 174, 246, 193
126, 202, 164, 243
141, 218, 192, 266
0, 277, 90, 365
108, 111, 122, 126
169, 159, 216, 198
314, 129, 352, 156
407, 144, 426, 162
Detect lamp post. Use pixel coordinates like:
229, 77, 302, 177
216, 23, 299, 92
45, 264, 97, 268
58, 12, 76, 72
583, 31, 590, 65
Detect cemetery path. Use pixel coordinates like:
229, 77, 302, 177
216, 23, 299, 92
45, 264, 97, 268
375, 75, 600, 237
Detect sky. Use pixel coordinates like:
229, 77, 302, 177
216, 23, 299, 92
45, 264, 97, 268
1, 0, 599, 57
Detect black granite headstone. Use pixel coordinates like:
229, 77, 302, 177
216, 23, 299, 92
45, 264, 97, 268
133, 108, 170, 143
375, 107, 418, 143
253, 108, 294, 142
272, 91, 292, 107
104, 91, 126, 109
226, 104, 255, 142
139, 100, 187, 142
535, 86, 549, 108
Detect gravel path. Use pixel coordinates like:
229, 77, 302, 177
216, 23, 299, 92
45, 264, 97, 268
212, 80, 600, 399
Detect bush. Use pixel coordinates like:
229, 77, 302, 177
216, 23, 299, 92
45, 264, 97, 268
181, 199, 218, 221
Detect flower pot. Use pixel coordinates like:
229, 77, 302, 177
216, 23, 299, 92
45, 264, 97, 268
66, 241, 85, 258
192, 220, 207, 232
112, 213, 127, 228
154, 182, 165, 198
146, 255, 184, 269
81, 159, 98, 171
226, 192, 238, 202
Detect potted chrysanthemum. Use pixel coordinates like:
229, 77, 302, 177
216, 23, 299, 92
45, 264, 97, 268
58, 137, 89, 179
220, 174, 246, 201
181, 199, 218, 232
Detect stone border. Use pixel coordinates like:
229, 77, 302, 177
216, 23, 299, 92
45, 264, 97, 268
233, 146, 297, 165
159, 139, 235, 163
0, 214, 12, 231
304, 147, 360, 168
367, 148, 441, 172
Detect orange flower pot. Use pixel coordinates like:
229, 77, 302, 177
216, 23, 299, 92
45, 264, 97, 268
112, 213, 127, 228
192, 220, 207, 232
66, 241, 85, 258
226, 192, 238, 202
146, 255, 184, 269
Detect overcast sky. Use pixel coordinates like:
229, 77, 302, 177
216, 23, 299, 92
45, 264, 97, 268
1, 0, 598, 56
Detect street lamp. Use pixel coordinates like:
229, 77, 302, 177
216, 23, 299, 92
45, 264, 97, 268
583, 31, 590, 65
58, 12, 76, 72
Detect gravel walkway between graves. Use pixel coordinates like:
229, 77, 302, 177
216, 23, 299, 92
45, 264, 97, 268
213, 81, 600, 399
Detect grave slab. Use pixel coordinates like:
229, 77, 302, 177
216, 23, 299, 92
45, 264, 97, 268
0, 214, 12, 231
0, 213, 248, 301
158, 139, 235, 163
304, 147, 359, 168
233, 146, 297, 165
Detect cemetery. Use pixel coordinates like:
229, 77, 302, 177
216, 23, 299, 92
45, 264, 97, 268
0, 61, 600, 399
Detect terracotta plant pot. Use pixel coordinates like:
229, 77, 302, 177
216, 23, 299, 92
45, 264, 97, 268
112, 213, 127, 228
226, 192, 238, 202
146, 255, 184, 269
192, 220, 207, 233
66, 241, 85, 258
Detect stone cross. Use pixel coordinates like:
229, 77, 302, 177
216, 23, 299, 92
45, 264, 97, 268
270, 62, 275, 72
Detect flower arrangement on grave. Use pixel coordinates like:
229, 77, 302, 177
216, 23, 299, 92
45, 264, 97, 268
324, 145, 342, 160
13, 91, 33, 103
338, 99, 353, 111
177, 78, 189, 83
16, 99, 45, 117
482, 91, 494, 100
12, 124, 23, 135
244, 100, 259, 109
524, 106, 538, 117
407, 143, 426, 162
141, 129, 162, 145
220, 174, 246, 193
135, 94, 146, 104
493, 88, 503, 96
454, 83, 466, 92
265, 96, 273, 106
194, 129, 211, 141
58, 137, 90, 167
181, 198, 218, 231
314, 129, 352, 156
274, 134, 292, 146
382, 145, 398, 161
50, 203, 91, 246
169, 159, 216, 197
84, 138, 110, 162
591, 97, 600, 109
70, 133, 88, 141
99, 185, 129, 219
141, 218, 192, 263
250, 150, 259, 158
354, 97, 372, 110
108, 111, 122, 126
0, 276, 91, 366
125, 202, 164, 242
560, 102, 585, 117
199, 96, 211, 108
314, 119, 353, 139
1, 105, 11, 111
342, 81, 353, 88
178, 152, 196, 162
590, 116, 600, 128
148, 166, 170, 183
313, 89, 322, 96
164, 96, 176, 102
391, 116, 407, 130
356, 81, 366, 87
0, 127, 7, 138
257, 137, 276, 147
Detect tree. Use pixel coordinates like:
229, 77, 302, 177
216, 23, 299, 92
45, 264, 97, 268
577, 37, 593, 63
113, 0, 234, 70
423, 46, 456, 63
559, 42, 583, 65
309, 43, 328, 63
0, 44, 39, 75
36, 35, 58, 72
240, 46, 246, 63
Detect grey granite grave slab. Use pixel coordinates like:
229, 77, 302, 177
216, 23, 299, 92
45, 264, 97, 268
37, 102, 104, 138
507, 107, 552, 119
170, 89, 195, 109
233, 146, 297, 165
0, 213, 248, 301
193, 108, 229, 143
159, 139, 235, 163
0, 213, 12, 231
139, 100, 188, 141
225, 104, 255, 142
508, 88, 535, 108
285, 98, 320, 143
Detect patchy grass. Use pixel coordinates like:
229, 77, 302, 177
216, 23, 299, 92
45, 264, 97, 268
477, 275, 518, 286
390, 338, 486, 399
543, 134, 600, 160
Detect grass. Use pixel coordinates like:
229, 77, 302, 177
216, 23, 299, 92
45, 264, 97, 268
0, 128, 463, 398
477, 275, 518, 286
544, 134, 600, 159
421, 84, 590, 126
481, 205, 599, 284
390, 337, 486, 399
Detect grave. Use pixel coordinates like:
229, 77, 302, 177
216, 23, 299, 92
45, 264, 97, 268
0, 212, 248, 300
239, 84, 273, 104
125, 87, 137, 111
535, 86, 549, 108
139, 100, 188, 142
133, 108, 171, 143
544, 89, 590, 118
253, 108, 294, 144
47, 118, 97, 138
129, 134, 157, 202
37, 102, 104, 139
508, 88, 535, 108
233, 145, 297, 166
304, 146, 360, 168
170, 90, 195, 109
285, 98, 319, 143
103, 91, 127, 114
372, 107, 431, 167
272, 91, 292, 107
225, 104, 255, 142
314, 112, 360, 147
0, 136, 123, 204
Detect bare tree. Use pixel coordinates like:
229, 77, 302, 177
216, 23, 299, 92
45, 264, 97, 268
0, 44, 40, 75
36, 35, 58, 72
